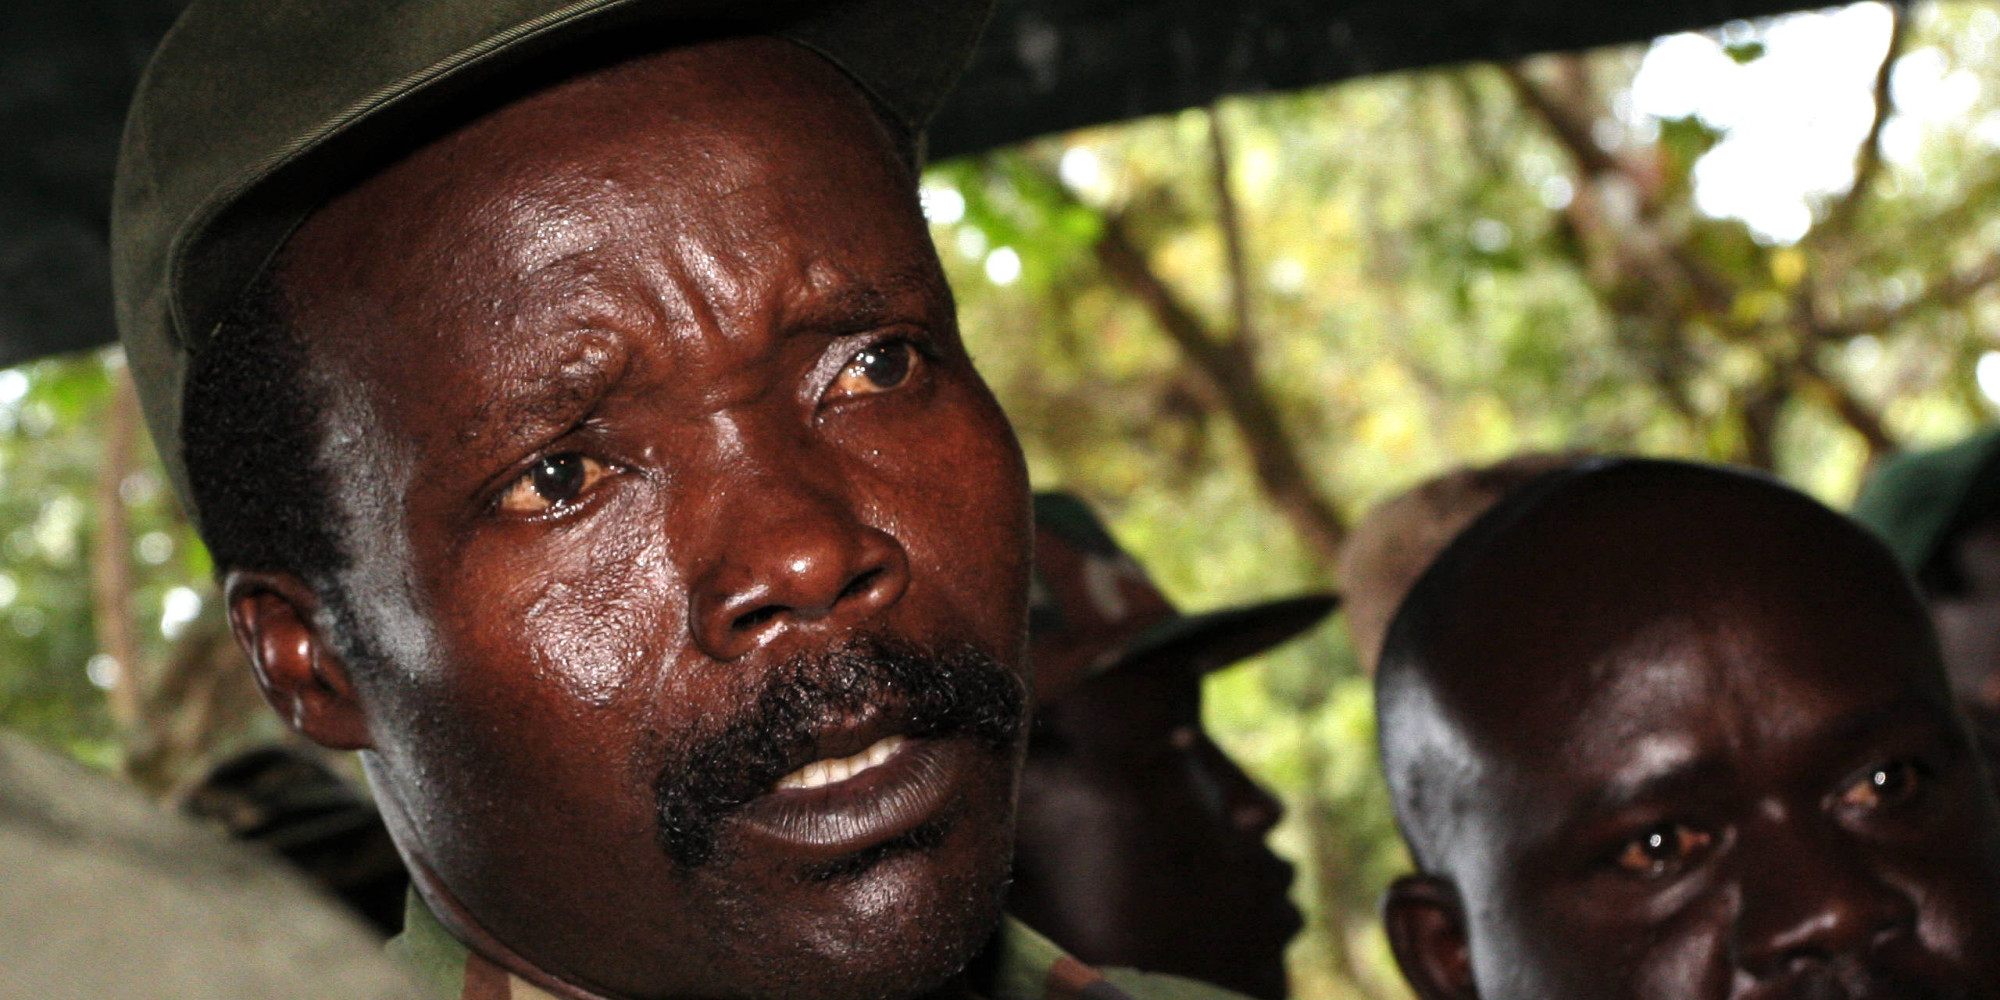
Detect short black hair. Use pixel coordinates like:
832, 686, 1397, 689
182, 271, 394, 675
180, 268, 348, 588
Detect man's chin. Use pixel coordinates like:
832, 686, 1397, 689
688, 805, 1016, 1000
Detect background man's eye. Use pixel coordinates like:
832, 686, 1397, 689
499, 453, 610, 514
1839, 760, 1923, 810
1614, 822, 1714, 877
828, 340, 919, 399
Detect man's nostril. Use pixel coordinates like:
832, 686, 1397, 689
732, 605, 785, 632
838, 567, 885, 604
724, 567, 887, 633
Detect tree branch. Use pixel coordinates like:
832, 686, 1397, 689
1798, 362, 1896, 461
1501, 62, 1624, 181
1819, 4, 1907, 241
1508, 60, 1735, 315
1206, 106, 1256, 351
1816, 249, 2000, 342
91, 368, 145, 736
1091, 210, 1349, 563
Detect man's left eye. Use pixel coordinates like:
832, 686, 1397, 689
826, 340, 920, 400
1838, 759, 1925, 811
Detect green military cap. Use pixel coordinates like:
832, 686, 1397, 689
1028, 492, 1339, 703
1852, 427, 2000, 577
112, 0, 993, 513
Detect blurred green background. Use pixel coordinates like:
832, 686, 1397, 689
10, 4, 2000, 997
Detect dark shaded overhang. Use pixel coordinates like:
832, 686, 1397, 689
2, 0, 1836, 367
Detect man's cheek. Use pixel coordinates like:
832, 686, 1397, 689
456, 495, 686, 711
516, 527, 683, 709
1530, 882, 1729, 1000
1626, 920, 1729, 1000
849, 380, 1024, 512
851, 407, 1027, 643
1899, 851, 2000, 986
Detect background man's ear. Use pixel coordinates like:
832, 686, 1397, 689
1384, 873, 1478, 1000
225, 570, 371, 750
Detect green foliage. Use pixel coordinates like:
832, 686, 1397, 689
923, 7, 2000, 995
1725, 40, 1768, 64
0, 353, 222, 768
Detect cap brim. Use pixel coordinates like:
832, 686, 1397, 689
1113, 593, 1339, 677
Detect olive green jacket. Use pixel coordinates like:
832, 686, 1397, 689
388, 892, 1250, 1000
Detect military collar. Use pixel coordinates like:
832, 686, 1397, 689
388, 890, 1145, 1000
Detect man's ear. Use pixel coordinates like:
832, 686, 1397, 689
1384, 874, 1478, 1000
224, 569, 371, 750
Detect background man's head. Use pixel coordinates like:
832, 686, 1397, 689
1337, 452, 1585, 674
1854, 428, 2000, 720
1376, 458, 2000, 1000
115, 6, 1034, 999
1009, 493, 1333, 1000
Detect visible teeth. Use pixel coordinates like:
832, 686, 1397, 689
776, 735, 907, 790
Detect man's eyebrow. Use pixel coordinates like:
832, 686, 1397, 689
1569, 753, 1735, 821
1796, 693, 1951, 759
1563, 695, 1949, 822
457, 340, 625, 455
787, 266, 940, 334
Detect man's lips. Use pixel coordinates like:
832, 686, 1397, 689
775, 734, 909, 790
731, 734, 974, 860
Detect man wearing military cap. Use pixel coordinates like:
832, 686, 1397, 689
1010, 493, 1334, 1000
112, 4, 1252, 1000
1854, 429, 2000, 750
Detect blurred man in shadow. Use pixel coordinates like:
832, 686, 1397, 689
1377, 458, 2000, 1000
1855, 429, 2000, 755
1009, 493, 1337, 1000
1337, 453, 1583, 675
182, 745, 409, 936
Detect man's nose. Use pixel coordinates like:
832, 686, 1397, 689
1220, 755, 1285, 837
1730, 815, 1916, 978
686, 475, 910, 662
1230, 772, 1285, 837
1181, 731, 1285, 836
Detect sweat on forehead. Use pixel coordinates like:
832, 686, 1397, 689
1375, 458, 1941, 863
282, 36, 913, 326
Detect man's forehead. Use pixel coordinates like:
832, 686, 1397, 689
1428, 616, 1718, 777
1451, 596, 1937, 750
1431, 466, 1934, 682
280, 37, 939, 434
289, 38, 906, 284
1420, 483, 1945, 787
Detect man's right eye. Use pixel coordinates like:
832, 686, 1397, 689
499, 453, 611, 515
1613, 822, 1714, 878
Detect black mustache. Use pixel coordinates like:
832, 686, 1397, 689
652, 634, 1025, 869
